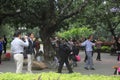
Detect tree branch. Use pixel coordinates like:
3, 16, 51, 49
47, 0, 89, 34
60, 0, 88, 21
0, 9, 24, 20
60, 0, 73, 15
0, 11, 22, 25
48, 0, 55, 17
113, 20, 120, 29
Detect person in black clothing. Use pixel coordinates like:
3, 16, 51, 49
69, 41, 80, 67
96, 38, 102, 61
25, 33, 35, 73
57, 40, 73, 73
3, 35, 7, 54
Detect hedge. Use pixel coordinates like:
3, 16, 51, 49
94, 46, 111, 53
0, 72, 119, 80
57, 27, 93, 39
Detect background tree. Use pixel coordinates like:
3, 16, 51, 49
84, 0, 120, 42
10, 0, 89, 60
57, 26, 94, 40
0, 0, 28, 25
2, 0, 120, 61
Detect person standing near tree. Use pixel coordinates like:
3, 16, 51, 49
80, 35, 95, 70
96, 38, 103, 61
34, 37, 40, 59
3, 35, 7, 54
26, 33, 35, 73
57, 39, 73, 73
11, 31, 29, 73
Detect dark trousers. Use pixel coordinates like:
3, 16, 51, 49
3, 45, 6, 54
117, 53, 120, 61
96, 49, 101, 60
114, 68, 120, 75
58, 57, 73, 73
0, 51, 2, 64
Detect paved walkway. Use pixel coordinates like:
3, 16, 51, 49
0, 51, 118, 75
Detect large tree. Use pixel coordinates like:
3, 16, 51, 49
0, 0, 28, 25
84, 0, 120, 42
11, 0, 88, 60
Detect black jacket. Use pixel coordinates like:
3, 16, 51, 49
26, 38, 34, 54
58, 43, 71, 58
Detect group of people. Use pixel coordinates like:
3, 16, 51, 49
51, 35, 103, 73
11, 31, 41, 73
1, 29, 118, 75
0, 30, 103, 74
11, 31, 97, 74
1, 30, 120, 75
0, 35, 7, 64
9, 30, 120, 75
0, 28, 120, 75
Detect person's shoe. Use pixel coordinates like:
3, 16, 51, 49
84, 67, 89, 70
90, 68, 95, 70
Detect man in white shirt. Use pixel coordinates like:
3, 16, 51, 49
81, 35, 95, 70
11, 31, 29, 73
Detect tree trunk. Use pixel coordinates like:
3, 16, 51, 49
39, 27, 55, 61
109, 26, 117, 43
0, 18, 3, 25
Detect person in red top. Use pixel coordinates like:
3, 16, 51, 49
34, 37, 40, 58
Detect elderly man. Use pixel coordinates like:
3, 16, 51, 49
11, 31, 29, 73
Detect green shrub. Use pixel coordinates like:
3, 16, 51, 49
101, 46, 111, 53
0, 72, 119, 80
57, 27, 94, 39
94, 46, 111, 53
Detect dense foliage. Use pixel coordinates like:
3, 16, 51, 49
0, 72, 119, 80
94, 46, 111, 53
1, 0, 120, 61
57, 27, 93, 39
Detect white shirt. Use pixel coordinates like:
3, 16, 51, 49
11, 37, 29, 54
81, 40, 95, 51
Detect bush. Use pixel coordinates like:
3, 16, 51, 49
57, 27, 94, 40
94, 46, 111, 53
0, 72, 119, 80
101, 46, 111, 53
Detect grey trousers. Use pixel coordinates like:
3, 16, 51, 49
85, 51, 94, 68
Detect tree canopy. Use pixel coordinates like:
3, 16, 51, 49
1, 0, 120, 60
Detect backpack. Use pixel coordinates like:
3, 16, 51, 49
63, 43, 72, 54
